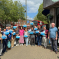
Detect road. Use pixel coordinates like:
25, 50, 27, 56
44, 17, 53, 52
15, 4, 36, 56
1, 45, 59, 59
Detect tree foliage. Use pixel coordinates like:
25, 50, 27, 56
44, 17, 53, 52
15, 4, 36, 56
37, 3, 48, 24
0, 0, 25, 22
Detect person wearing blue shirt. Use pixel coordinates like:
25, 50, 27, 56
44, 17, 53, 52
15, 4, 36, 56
48, 23, 58, 54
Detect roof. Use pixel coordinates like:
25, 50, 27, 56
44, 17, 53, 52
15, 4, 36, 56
44, 1, 59, 9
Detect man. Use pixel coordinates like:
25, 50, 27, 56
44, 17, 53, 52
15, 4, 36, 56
42, 27, 48, 49
2, 29, 7, 55
48, 23, 58, 54
6, 27, 8, 31
0, 28, 2, 56
37, 25, 42, 46
10, 25, 13, 30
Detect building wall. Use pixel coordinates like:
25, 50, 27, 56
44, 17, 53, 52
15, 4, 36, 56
50, 8, 56, 27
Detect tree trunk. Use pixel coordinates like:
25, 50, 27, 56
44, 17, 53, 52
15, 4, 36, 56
5, 20, 6, 28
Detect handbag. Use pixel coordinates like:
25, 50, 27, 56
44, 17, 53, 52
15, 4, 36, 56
7, 40, 11, 48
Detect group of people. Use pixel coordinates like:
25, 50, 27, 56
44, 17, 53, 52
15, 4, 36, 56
0, 23, 58, 56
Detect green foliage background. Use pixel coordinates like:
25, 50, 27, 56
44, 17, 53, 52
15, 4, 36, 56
0, 0, 25, 22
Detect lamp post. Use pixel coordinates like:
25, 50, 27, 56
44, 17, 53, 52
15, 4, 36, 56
25, 0, 27, 24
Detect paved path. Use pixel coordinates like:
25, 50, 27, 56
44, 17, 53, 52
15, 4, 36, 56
1, 45, 59, 59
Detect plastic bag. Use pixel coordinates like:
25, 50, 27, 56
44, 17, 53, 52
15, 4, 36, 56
7, 41, 11, 48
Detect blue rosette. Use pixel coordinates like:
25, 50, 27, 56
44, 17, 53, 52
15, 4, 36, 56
23, 25, 27, 27
30, 22, 34, 25
9, 30, 13, 33
34, 28, 38, 30
30, 31, 34, 34
4, 31, 9, 35
40, 32, 45, 35
16, 36, 20, 39
1, 35, 7, 39
35, 31, 39, 33
13, 32, 16, 35
13, 26, 17, 29
24, 35, 28, 37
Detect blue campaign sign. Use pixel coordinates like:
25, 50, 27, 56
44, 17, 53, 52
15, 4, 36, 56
30, 31, 34, 34
16, 36, 20, 39
1, 35, 7, 39
34, 28, 38, 30
13, 26, 17, 29
4, 31, 9, 35
40, 32, 45, 35
30, 22, 34, 25
13, 32, 16, 35
23, 25, 27, 27
9, 30, 13, 33
24, 35, 28, 37
36, 31, 39, 33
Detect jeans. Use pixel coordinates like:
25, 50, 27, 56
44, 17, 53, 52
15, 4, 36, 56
37, 36, 42, 46
25, 38, 28, 46
2, 39, 7, 53
50, 38, 58, 52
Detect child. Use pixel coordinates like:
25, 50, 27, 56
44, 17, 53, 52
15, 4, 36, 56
30, 27, 35, 46
24, 28, 28, 46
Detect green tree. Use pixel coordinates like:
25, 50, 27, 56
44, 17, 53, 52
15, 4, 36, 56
0, 0, 25, 27
34, 15, 38, 20
37, 3, 48, 24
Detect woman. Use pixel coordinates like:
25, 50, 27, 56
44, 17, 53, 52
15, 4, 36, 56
30, 27, 35, 46
15, 28, 19, 46
19, 26, 24, 46
24, 28, 28, 46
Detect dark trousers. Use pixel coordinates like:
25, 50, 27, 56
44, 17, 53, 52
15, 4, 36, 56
35, 35, 37, 44
37, 36, 42, 46
16, 38, 19, 45
31, 38, 35, 45
2, 39, 7, 53
50, 38, 58, 52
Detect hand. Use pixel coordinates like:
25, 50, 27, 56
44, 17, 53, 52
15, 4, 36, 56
48, 37, 50, 39
55, 37, 57, 40
39, 32, 40, 33
36, 35, 37, 37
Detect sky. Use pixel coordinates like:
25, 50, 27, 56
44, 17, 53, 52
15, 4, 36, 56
12, 0, 43, 20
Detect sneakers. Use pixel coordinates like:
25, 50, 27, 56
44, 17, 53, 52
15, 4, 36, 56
16, 44, 19, 46
20, 44, 23, 46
